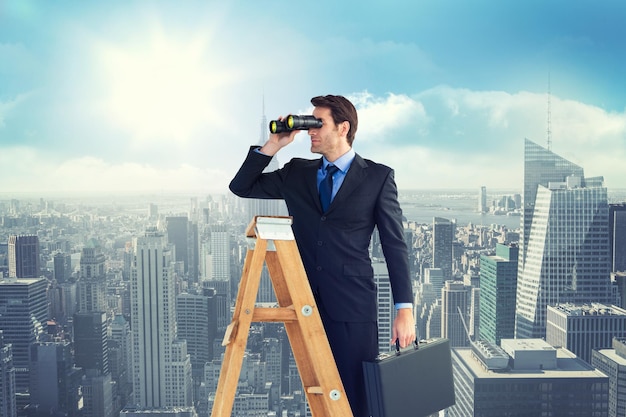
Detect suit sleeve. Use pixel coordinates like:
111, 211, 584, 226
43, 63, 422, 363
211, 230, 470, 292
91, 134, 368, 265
229, 146, 284, 199
375, 169, 414, 305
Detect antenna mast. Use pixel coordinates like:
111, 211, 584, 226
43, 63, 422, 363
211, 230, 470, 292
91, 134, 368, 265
259, 94, 268, 145
546, 72, 552, 151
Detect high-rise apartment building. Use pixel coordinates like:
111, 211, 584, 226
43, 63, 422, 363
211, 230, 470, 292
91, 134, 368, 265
479, 243, 518, 344
433, 217, 454, 280
515, 139, 612, 339
0, 278, 48, 394
8, 235, 40, 278
131, 229, 192, 408
546, 303, 626, 364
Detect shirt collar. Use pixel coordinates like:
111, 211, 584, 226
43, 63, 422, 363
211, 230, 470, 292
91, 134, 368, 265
322, 148, 355, 173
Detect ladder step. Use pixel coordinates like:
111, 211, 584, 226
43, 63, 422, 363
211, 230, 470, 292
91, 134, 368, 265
306, 386, 324, 395
252, 306, 297, 322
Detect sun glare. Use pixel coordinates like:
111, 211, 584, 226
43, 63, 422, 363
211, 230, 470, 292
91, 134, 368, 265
98, 30, 228, 142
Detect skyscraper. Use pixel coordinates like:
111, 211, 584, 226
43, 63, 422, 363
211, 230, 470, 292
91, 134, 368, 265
74, 240, 112, 417
520, 138, 584, 260
77, 239, 107, 313
80, 371, 114, 417
546, 303, 626, 364
448, 339, 609, 417
592, 337, 626, 417
73, 312, 109, 375
610, 203, 626, 272
433, 217, 454, 280
0, 331, 16, 417
187, 221, 199, 282
166, 216, 190, 275
479, 243, 518, 344
208, 224, 231, 282
373, 261, 394, 353
176, 289, 217, 380
109, 315, 132, 413
441, 280, 471, 348
53, 252, 72, 284
8, 235, 40, 278
0, 278, 48, 394
478, 186, 487, 213
515, 139, 612, 339
131, 229, 192, 408
29, 341, 82, 417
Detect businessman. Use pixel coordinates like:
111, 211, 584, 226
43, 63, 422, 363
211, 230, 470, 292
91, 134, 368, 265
229, 94, 415, 417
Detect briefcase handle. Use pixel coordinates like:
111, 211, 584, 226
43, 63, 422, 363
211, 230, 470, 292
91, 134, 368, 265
394, 339, 419, 356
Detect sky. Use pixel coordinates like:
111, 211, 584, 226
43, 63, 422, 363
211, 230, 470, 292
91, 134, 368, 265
1, 0, 625, 196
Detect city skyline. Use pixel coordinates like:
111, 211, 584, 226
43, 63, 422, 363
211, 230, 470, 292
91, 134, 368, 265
1, 1, 625, 194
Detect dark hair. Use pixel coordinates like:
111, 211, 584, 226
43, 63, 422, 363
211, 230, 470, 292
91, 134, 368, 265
311, 95, 358, 145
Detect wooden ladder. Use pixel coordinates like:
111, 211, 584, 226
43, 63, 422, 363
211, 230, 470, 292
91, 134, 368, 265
210, 216, 353, 417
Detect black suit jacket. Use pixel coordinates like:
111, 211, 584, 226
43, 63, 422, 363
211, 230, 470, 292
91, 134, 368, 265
229, 146, 413, 322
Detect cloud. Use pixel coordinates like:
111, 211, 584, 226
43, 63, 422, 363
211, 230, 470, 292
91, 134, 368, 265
0, 151, 230, 195
352, 92, 429, 141
345, 87, 626, 190
2, 87, 625, 195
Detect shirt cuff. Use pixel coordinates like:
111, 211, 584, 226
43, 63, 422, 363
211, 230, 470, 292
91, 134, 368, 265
395, 303, 413, 310
253, 146, 268, 156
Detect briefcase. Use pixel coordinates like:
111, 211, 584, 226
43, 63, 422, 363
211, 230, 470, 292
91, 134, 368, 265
362, 338, 455, 417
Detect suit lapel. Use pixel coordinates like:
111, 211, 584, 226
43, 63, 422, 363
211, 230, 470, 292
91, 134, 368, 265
328, 153, 368, 211
306, 159, 324, 211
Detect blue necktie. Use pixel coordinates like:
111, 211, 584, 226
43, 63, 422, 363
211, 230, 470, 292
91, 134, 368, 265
319, 165, 339, 212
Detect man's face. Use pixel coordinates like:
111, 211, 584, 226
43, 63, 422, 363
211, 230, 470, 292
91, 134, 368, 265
308, 106, 348, 158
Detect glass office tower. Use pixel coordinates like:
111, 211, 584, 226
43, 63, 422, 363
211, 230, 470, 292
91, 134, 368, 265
515, 139, 612, 339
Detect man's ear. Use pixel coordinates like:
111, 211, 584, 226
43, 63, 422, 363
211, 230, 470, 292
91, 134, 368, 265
339, 121, 350, 138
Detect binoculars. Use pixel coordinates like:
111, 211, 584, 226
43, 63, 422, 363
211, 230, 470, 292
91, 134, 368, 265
269, 115, 322, 134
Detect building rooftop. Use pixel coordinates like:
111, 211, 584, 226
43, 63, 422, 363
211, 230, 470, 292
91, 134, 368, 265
0, 277, 45, 285
595, 348, 626, 366
454, 343, 606, 380
550, 303, 626, 316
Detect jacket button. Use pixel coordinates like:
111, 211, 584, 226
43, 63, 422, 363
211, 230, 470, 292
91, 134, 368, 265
316, 266, 322, 271
321, 216, 327, 221
317, 241, 323, 246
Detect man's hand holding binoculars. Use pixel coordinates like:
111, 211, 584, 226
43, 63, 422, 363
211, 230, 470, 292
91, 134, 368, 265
261, 115, 322, 156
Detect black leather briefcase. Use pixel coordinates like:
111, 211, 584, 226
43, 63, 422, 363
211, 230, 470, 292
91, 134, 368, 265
362, 338, 455, 417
